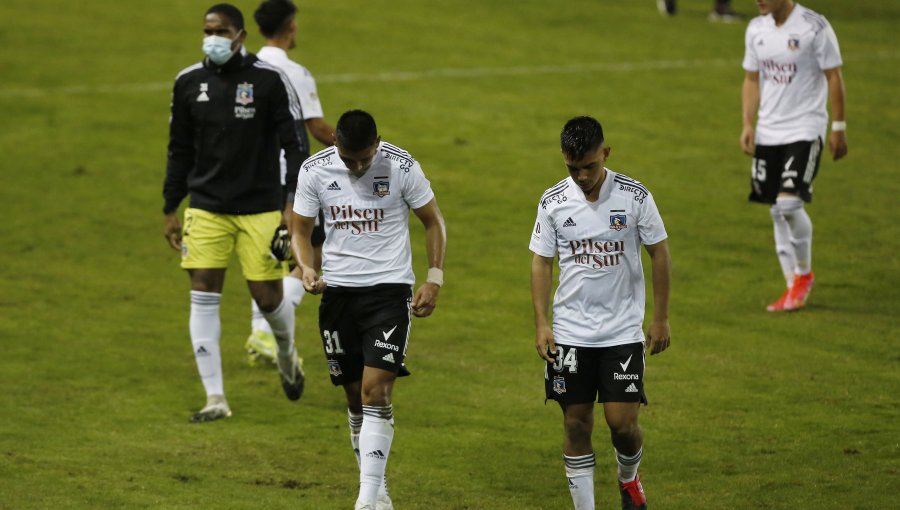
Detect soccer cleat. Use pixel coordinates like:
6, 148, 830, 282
279, 354, 305, 401
245, 330, 277, 366
620, 475, 647, 510
376, 494, 394, 510
766, 288, 793, 312
785, 272, 814, 311
189, 395, 231, 423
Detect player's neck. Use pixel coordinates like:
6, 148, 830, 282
582, 170, 607, 202
264, 37, 292, 51
772, 2, 795, 26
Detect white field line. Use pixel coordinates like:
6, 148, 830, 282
2, 52, 897, 98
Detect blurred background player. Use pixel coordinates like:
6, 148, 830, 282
163, 3, 309, 422
245, 0, 335, 366
530, 117, 671, 510
291, 110, 447, 510
657, 0, 744, 22
740, 0, 847, 311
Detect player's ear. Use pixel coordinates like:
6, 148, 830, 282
603, 146, 611, 158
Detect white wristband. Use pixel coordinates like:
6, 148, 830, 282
831, 121, 846, 132
426, 267, 444, 287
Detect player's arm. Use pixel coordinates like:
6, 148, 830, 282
824, 67, 848, 161
162, 77, 194, 250
410, 198, 447, 318
305, 117, 336, 147
740, 71, 760, 156
289, 211, 324, 294
531, 253, 556, 362
644, 240, 671, 355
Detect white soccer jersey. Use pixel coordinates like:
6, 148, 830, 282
743, 4, 842, 145
294, 142, 435, 287
529, 170, 668, 348
258, 46, 326, 184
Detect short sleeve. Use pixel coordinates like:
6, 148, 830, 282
814, 22, 843, 71
292, 68, 324, 120
637, 192, 668, 246
529, 203, 557, 258
402, 160, 435, 210
742, 24, 759, 72
292, 166, 320, 217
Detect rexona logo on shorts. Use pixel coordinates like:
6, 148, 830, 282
374, 339, 399, 352
614, 373, 640, 381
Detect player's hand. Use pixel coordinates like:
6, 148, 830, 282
535, 325, 557, 363
411, 282, 439, 317
645, 319, 670, 355
829, 130, 848, 161
740, 126, 755, 156
164, 213, 182, 251
269, 224, 292, 261
300, 264, 325, 294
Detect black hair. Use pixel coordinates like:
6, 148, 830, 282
254, 0, 296, 38
560, 116, 604, 161
206, 3, 245, 31
336, 110, 379, 151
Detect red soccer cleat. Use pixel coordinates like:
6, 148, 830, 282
766, 287, 793, 312
620, 475, 647, 510
785, 272, 815, 311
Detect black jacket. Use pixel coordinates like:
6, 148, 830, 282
163, 51, 309, 215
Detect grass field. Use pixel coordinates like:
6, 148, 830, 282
1, 0, 899, 508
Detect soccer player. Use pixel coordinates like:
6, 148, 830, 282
657, 0, 744, 22
740, 0, 847, 311
244, 0, 336, 366
530, 116, 671, 510
290, 110, 446, 510
163, 3, 309, 422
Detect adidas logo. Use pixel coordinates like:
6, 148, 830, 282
382, 352, 395, 363
196, 346, 209, 356
366, 449, 386, 460
563, 217, 576, 227
625, 383, 638, 393
327, 181, 341, 190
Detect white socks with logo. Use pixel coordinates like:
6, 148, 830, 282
357, 405, 394, 506
770, 204, 797, 287
251, 276, 305, 332
564, 453, 595, 510
190, 291, 223, 397
776, 196, 813, 275
260, 297, 296, 374
616, 447, 643, 483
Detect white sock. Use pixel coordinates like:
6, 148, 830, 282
261, 297, 296, 374
349, 409, 363, 466
770, 205, 796, 287
616, 447, 643, 483
250, 298, 271, 333
564, 453, 595, 510
357, 405, 394, 506
283, 275, 305, 308
777, 196, 813, 275
190, 291, 223, 397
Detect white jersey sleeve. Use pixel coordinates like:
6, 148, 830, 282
637, 192, 668, 246
742, 19, 762, 72
291, 68, 324, 120
402, 160, 435, 209
814, 21, 843, 71
293, 165, 320, 217
529, 202, 557, 258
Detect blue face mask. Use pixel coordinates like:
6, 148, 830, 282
202, 32, 240, 65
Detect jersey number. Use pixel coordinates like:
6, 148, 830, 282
552, 346, 578, 374
323, 330, 345, 355
752, 158, 767, 182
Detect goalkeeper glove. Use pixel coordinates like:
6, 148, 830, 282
269, 224, 292, 261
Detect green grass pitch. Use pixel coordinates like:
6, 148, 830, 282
1, 0, 898, 508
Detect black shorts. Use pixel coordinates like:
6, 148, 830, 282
750, 138, 823, 204
311, 211, 326, 247
544, 342, 647, 405
318, 284, 412, 386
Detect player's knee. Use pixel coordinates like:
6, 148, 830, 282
769, 204, 784, 221
563, 413, 593, 441
607, 418, 640, 440
775, 195, 804, 215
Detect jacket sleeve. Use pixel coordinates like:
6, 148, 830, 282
162, 76, 194, 214
270, 71, 310, 204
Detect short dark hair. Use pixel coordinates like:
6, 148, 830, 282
336, 110, 379, 151
254, 0, 296, 38
560, 116, 604, 160
206, 3, 245, 31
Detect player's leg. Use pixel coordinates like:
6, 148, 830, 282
599, 343, 647, 510
546, 344, 597, 510
778, 138, 822, 310
752, 146, 795, 311
180, 208, 235, 422
237, 211, 304, 400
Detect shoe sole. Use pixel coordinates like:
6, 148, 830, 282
189, 409, 232, 423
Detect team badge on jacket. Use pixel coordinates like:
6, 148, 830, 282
788, 37, 800, 51
610, 213, 628, 231
373, 180, 390, 198
235, 82, 254, 105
